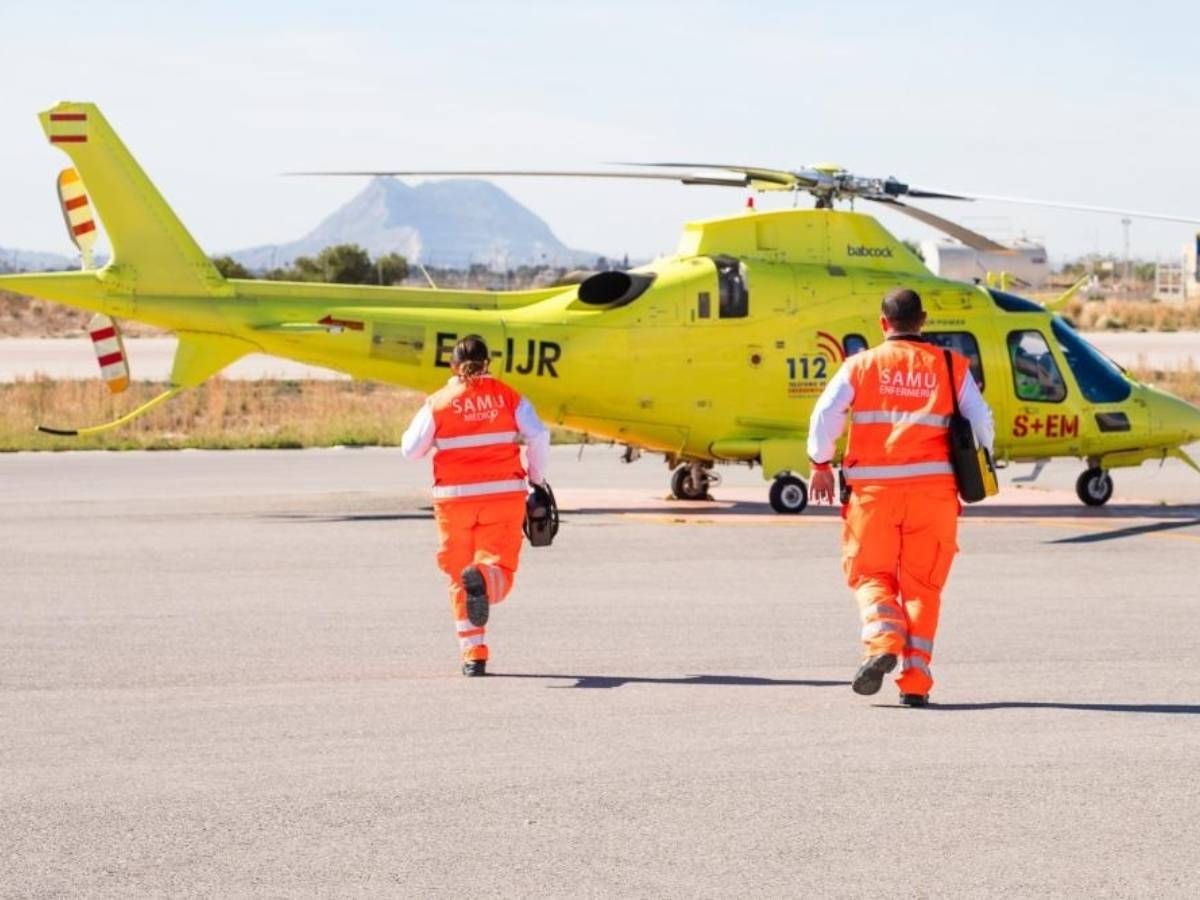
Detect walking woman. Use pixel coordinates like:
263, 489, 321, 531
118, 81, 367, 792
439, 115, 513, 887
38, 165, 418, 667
401, 334, 550, 676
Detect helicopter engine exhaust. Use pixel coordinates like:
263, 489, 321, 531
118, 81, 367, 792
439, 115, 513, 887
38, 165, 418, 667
577, 271, 656, 307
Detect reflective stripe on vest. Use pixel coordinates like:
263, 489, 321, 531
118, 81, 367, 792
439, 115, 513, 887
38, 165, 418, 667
434, 431, 519, 450
431, 478, 527, 499
851, 410, 952, 428
844, 461, 954, 480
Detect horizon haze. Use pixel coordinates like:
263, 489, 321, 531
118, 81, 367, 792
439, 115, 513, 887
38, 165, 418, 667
2, 1, 1199, 268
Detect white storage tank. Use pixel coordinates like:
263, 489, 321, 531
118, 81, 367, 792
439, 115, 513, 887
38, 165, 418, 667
921, 238, 1049, 288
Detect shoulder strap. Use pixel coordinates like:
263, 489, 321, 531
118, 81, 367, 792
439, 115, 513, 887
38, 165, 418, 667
943, 349, 962, 416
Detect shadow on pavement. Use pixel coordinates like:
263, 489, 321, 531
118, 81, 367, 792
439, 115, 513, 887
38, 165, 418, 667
967, 503, 1200, 520
491, 673, 850, 689
907, 701, 1200, 715
1048, 518, 1200, 543
265, 512, 433, 522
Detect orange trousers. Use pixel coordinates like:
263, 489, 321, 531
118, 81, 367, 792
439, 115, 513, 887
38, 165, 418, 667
841, 482, 959, 695
433, 493, 526, 661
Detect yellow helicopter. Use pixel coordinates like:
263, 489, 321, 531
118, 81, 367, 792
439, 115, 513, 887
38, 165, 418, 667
5, 102, 1200, 513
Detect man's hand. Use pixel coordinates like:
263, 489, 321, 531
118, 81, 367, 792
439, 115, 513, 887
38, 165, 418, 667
810, 468, 837, 505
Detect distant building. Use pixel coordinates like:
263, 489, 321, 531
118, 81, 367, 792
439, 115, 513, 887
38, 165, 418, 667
1153, 233, 1200, 302
921, 238, 1050, 289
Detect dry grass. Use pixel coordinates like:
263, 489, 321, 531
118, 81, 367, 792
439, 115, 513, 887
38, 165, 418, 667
1129, 362, 1200, 404
1060, 298, 1200, 332
0, 378, 425, 451
0, 377, 585, 451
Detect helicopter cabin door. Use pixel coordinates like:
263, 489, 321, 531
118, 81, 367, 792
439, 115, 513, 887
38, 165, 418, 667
921, 288, 993, 447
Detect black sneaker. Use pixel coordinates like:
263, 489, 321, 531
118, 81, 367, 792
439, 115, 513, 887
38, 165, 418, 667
462, 660, 487, 678
461, 565, 489, 627
851, 653, 898, 696
899, 693, 929, 707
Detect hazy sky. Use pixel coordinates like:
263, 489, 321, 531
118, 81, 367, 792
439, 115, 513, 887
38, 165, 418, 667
2, 0, 1199, 265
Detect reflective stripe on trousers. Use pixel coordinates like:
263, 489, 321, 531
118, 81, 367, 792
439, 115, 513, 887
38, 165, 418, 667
902, 655, 932, 677
907, 635, 934, 655
456, 618, 486, 650
434, 431, 520, 450
851, 410, 951, 428
863, 602, 905, 620
481, 564, 510, 604
844, 461, 954, 480
432, 478, 527, 499
861, 619, 906, 641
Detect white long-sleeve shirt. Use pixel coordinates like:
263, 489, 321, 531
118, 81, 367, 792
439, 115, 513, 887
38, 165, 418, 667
806, 354, 995, 465
401, 381, 551, 486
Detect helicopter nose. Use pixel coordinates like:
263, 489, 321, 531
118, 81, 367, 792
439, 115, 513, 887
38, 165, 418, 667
1145, 385, 1200, 446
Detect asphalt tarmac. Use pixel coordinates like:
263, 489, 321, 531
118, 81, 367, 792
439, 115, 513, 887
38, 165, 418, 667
3, 447, 1200, 897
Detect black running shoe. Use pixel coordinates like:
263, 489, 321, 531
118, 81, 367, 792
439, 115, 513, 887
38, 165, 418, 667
852, 653, 898, 696
461, 565, 489, 627
462, 660, 487, 678
899, 693, 929, 707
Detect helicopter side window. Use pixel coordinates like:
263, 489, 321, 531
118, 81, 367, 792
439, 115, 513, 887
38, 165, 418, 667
924, 332, 985, 390
1050, 316, 1132, 403
714, 257, 749, 319
843, 334, 869, 357
1007, 330, 1067, 403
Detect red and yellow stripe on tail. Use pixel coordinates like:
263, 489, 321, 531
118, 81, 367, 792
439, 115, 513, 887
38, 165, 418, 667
56, 168, 98, 268
87, 313, 129, 394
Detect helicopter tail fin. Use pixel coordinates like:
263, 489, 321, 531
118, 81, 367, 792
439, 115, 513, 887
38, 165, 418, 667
1043, 275, 1089, 313
39, 102, 228, 297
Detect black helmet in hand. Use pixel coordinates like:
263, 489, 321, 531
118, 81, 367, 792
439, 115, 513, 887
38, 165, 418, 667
524, 482, 559, 547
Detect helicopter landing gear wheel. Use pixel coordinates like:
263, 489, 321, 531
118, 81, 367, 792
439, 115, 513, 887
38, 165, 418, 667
1076, 467, 1113, 506
769, 474, 809, 514
671, 462, 714, 501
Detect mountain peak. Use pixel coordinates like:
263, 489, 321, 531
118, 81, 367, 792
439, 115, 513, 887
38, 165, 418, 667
232, 177, 594, 270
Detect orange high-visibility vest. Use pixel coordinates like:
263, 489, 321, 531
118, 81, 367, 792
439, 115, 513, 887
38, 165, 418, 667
429, 376, 527, 500
842, 338, 970, 487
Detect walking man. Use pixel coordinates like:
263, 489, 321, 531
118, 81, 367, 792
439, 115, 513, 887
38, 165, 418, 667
807, 288, 994, 706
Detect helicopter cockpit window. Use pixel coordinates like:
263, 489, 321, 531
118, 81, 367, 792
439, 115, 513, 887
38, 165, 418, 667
843, 334, 869, 357
925, 332, 985, 389
1007, 330, 1067, 403
713, 257, 748, 319
1050, 316, 1132, 403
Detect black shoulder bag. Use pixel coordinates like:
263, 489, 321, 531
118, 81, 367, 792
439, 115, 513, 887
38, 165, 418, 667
944, 350, 997, 503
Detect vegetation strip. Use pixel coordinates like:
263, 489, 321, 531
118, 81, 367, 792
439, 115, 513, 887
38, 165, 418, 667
1, 369, 1193, 452
0, 378, 424, 451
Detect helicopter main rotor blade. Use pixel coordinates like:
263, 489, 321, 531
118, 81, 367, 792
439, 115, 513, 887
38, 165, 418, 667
289, 162, 1200, 230
946, 193, 1200, 225
285, 168, 750, 186
868, 198, 1011, 253
902, 188, 972, 200
613, 161, 809, 187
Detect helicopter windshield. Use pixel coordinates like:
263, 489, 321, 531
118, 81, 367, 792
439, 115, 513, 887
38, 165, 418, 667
1050, 316, 1132, 403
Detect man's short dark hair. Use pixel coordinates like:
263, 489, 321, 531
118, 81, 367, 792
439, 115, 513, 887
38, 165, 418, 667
881, 287, 924, 332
